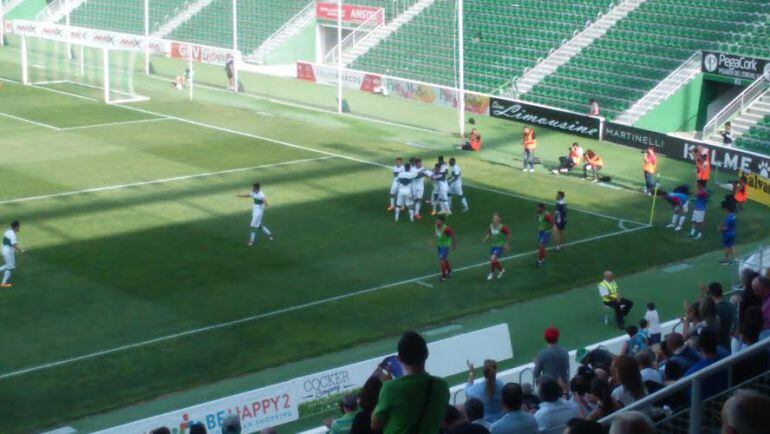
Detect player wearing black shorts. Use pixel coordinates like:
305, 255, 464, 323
554, 191, 567, 251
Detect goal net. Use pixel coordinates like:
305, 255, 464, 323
20, 35, 149, 104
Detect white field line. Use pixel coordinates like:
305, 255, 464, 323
0, 223, 650, 380
0, 110, 62, 131
415, 280, 434, 288
0, 157, 333, 205
59, 117, 171, 131
0, 76, 647, 226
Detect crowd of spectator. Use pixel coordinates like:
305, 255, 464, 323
149, 270, 770, 434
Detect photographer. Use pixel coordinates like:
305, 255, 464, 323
552, 143, 583, 175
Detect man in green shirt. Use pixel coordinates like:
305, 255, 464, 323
327, 395, 359, 434
372, 332, 450, 434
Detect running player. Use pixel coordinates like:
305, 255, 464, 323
237, 183, 273, 245
411, 159, 430, 219
536, 204, 554, 268
448, 157, 469, 213
387, 157, 404, 212
0, 220, 24, 288
553, 191, 567, 251
665, 185, 690, 231
689, 180, 708, 239
434, 215, 456, 281
395, 163, 417, 222
482, 213, 510, 280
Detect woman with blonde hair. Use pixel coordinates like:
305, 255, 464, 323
465, 359, 504, 422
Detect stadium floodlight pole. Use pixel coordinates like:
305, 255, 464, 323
144, 0, 150, 75
188, 48, 193, 101
336, 0, 342, 113
1, 0, 5, 47
103, 47, 110, 103
232, 0, 239, 93
65, 0, 72, 60
457, 0, 466, 137
21, 36, 28, 84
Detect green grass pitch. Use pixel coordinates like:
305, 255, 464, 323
0, 41, 768, 433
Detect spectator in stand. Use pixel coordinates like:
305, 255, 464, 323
684, 328, 729, 399
642, 146, 657, 195
150, 428, 171, 434
350, 376, 383, 434
459, 126, 483, 152
533, 327, 570, 384
598, 271, 634, 329
372, 331, 450, 434
683, 297, 720, 346
222, 414, 241, 434
732, 306, 769, 384
658, 332, 700, 376
610, 356, 648, 409
644, 303, 661, 345
564, 418, 606, 434
608, 411, 655, 434
534, 376, 579, 434
325, 394, 359, 434
577, 347, 615, 373
569, 375, 595, 416
635, 351, 663, 386
490, 383, 537, 434
721, 389, 770, 434
620, 325, 647, 357
637, 319, 650, 346
189, 423, 206, 434
442, 405, 464, 434
520, 383, 541, 412
582, 150, 603, 183
721, 122, 734, 147
465, 359, 504, 423
464, 398, 491, 431
751, 276, 770, 331
735, 306, 764, 353
701, 282, 735, 349
588, 99, 600, 117
584, 377, 617, 421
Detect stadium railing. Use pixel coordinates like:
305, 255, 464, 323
701, 74, 770, 140
599, 338, 770, 434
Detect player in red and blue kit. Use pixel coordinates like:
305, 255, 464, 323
718, 200, 737, 264
482, 213, 510, 280
689, 180, 708, 239
553, 191, 567, 251
536, 203, 554, 268
434, 215, 457, 281
665, 185, 690, 231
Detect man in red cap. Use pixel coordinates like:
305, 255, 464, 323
533, 327, 570, 385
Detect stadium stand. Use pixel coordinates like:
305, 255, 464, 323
351, 0, 614, 93
736, 116, 770, 154
168, 0, 311, 54
524, 0, 770, 120
69, 0, 191, 35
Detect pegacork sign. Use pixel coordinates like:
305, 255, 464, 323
702, 51, 770, 81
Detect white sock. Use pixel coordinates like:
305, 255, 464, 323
670, 215, 677, 225
409, 209, 414, 222
2, 270, 10, 284
389, 197, 395, 207
690, 227, 696, 235
678, 216, 685, 227
461, 197, 468, 209
250, 231, 257, 242
0, 265, 6, 273
394, 207, 400, 221
415, 201, 421, 215
262, 226, 272, 236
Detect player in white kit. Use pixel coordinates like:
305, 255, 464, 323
447, 157, 469, 213
435, 156, 450, 215
0, 220, 23, 288
411, 158, 430, 220
387, 157, 404, 212
394, 163, 418, 222
237, 183, 273, 245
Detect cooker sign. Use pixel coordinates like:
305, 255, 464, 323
702, 51, 770, 81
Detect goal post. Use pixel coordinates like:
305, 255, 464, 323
20, 34, 150, 104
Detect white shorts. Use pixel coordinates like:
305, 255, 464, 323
412, 184, 425, 200
250, 209, 264, 228
691, 209, 705, 223
449, 180, 463, 196
2, 249, 15, 270
437, 182, 449, 201
676, 202, 689, 214
396, 188, 413, 207
390, 179, 399, 195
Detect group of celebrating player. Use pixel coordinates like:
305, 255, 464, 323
387, 156, 469, 222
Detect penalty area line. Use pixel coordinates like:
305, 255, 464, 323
59, 117, 171, 131
0, 224, 650, 381
0, 110, 62, 131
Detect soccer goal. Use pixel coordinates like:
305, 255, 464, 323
20, 35, 150, 104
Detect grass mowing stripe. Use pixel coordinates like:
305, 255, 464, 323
0, 156, 334, 205
59, 117, 171, 131
0, 223, 649, 381
0, 110, 62, 130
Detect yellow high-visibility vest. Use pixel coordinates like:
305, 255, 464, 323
599, 280, 618, 303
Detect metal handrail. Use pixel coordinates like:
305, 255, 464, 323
599, 336, 770, 428
257, 0, 315, 52
624, 51, 702, 117
323, 8, 384, 65
702, 74, 770, 140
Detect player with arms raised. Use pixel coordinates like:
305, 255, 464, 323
0, 220, 24, 288
237, 183, 273, 246
482, 213, 510, 280
434, 215, 456, 282
536, 204, 554, 268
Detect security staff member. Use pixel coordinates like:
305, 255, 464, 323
598, 270, 634, 329
695, 146, 711, 186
